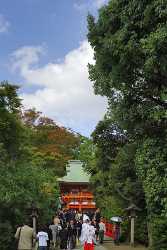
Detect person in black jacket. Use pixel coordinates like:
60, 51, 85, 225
94, 208, 101, 223
45, 223, 52, 250
59, 224, 68, 250
91, 219, 99, 243
67, 220, 77, 249
75, 219, 82, 243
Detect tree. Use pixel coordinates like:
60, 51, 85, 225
0, 82, 59, 249
88, 1, 167, 248
0, 81, 24, 159
22, 109, 80, 176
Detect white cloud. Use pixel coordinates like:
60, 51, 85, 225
0, 14, 10, 33
74, 0, 108, 12
94, 0, 108, 8
11, 41, 107, 135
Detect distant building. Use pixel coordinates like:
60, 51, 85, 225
59, 160, 96, 211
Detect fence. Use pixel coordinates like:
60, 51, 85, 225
103, 219, 114, 239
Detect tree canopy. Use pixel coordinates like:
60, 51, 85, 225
87, 1, 167, 248
0, 81, 80, 249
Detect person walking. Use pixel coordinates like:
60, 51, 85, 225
91, 219, 98, 245
94, 208, 101, 224
15, 219, 35, 250
67, 220, 77, 249
75, 219, 82, 245
98, 218, 106, 244
45, 224, 52, 250
84, 221, 95, 250
37, 225, 49, 250
113, 223, 120, 245
59, 224, 68, 250
80, 219, 89, 245
49, 221, 62, 248
53, 215, 60, 225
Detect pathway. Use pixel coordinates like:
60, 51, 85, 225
77, 242, 147, 250
97, 242, 147, 250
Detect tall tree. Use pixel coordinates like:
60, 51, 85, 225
88, 1, 167, 248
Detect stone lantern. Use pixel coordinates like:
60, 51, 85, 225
27, 202, 39, 234
125, 203, 141, 246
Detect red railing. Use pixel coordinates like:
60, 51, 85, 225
103, 219, 114, 239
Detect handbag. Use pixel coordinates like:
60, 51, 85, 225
15, 227, 22, 249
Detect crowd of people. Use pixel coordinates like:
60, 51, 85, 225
15, 208, 107, 250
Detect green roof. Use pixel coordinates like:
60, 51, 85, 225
59, 160, 90, 183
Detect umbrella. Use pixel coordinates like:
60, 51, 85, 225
110, 216, 122, 223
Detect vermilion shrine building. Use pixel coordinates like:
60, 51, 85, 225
59, 160, 96, 212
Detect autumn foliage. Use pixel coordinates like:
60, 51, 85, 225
22, 108, 80, 176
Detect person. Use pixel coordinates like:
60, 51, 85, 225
83, 220, 95, 250
113, 223, 120, 245
75, 211, 80, 221
59, 224, 68, 250
75, 219, 82, 244
15, 219, 35, 250
91, 219, 98, 245
80, 218, 89, 245
53, 215, 60, 225
94, 208, 101, 223
98, 218, 106, 244
83, 213, 90, 222
45, 223, 52, 250
37, 225, 49, 250
59, 209, 66, 224
67, 220, 77, 249
49, 221, 62, 248
88, 211, 94, 221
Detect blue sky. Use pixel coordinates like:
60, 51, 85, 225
0, 0, 108, 136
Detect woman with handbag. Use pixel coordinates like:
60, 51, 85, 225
15, 219, 35, 250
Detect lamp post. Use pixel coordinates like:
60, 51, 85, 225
125, 204, 141, 246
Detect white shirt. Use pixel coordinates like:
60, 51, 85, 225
37, 231, 48, 247
99, 222, 106, 232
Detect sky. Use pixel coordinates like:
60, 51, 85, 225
0, 0, 109, 136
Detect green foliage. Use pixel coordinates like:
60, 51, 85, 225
136, 138, 167, 217
77, 136, 97, 174
22, 108, 80, 176
0, 82, 61, 248
87, 0, 167, 248
88, 1, 167, 107
78, 122, 147, 242
151, 216, 167, 250
135, 138, 167, 249
0, 81, 24, 158
0, 222, 13, 250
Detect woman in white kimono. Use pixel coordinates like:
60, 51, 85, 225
80, 220, 95, 250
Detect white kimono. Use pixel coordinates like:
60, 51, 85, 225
80, 222, 89, 245
80, 223, 95, 245
86, 225, 95, 244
